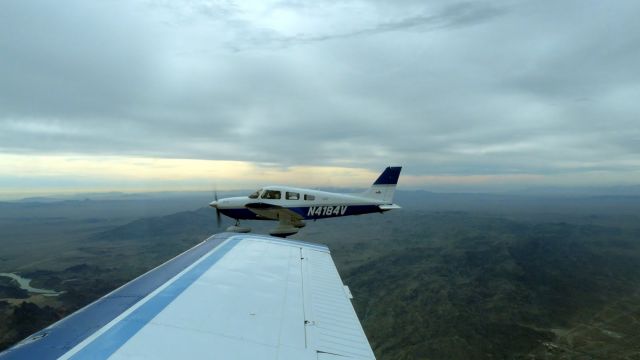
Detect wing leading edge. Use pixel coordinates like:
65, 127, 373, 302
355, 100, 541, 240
0, 233, 375, 360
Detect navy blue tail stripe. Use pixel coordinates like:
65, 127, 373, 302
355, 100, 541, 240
373, 166, 402, 185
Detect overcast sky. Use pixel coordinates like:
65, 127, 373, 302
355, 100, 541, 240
1, 0, 639, 197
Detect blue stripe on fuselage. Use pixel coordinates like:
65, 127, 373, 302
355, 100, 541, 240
293, 204, 381, 219
303, 204, 381, 219
220, 205, 381, 220
218, 208, 261, 220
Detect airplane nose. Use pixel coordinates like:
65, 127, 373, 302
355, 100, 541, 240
209, 201, 218, 208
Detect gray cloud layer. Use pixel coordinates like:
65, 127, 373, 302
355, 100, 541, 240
1, 0, 639, 183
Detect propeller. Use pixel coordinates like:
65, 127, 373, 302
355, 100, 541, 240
209, 185, 222, 228
214, 190, 221, 228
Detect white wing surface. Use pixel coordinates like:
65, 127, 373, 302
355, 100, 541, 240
0, 233, 375, 360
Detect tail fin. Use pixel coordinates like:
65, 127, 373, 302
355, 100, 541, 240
362, 166, 402, 203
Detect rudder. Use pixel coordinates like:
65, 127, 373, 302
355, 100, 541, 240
362, 166, 402, 203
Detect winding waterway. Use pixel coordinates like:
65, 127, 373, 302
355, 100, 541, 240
0, 272, 64, 297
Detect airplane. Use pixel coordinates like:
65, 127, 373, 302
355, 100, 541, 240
0, 168, 400, 359
210, 166, 402, 237
0, 233, 377, 359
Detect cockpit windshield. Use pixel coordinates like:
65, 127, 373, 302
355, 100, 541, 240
248, 189, 261, 199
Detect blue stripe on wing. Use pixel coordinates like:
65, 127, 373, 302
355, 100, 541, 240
67, 237, 240, 359
0, 233, 235, 360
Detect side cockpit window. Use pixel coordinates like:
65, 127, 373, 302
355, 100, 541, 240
286, 192, 300, 200
248, 189, 262, 199
261, 190, 281, 200
304, 194, 315, 201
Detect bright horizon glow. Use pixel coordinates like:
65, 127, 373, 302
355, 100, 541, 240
0, 154, 378, 199
2, 154, 640, 200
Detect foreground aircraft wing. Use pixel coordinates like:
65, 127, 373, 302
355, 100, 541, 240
0, 233, 375, 360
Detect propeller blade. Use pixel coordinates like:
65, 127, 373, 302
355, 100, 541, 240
210, 184, 220, 228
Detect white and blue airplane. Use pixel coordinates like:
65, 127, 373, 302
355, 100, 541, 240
0, 167, 401, 360
210, 166, 402, 237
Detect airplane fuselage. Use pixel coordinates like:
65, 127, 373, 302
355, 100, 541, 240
215, 186, 389, 221
209, 166, 402, 236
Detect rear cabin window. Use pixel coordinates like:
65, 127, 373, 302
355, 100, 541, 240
304, 194, 315, 201
261, 190, 281, 199
286, 192, 300, 200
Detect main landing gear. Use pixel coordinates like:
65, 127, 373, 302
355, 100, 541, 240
226, 219, 251, 233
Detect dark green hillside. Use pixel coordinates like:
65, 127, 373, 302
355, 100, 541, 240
332, 214, 640, 359
0, 302, 60, 351
0, 277, 28, 299
2, 195, 640, 359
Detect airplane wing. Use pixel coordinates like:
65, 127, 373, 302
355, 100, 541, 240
245, 202, 305, 222
0, 233, 375, 360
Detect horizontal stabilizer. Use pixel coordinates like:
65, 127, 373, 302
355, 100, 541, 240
378, 204, 401, 211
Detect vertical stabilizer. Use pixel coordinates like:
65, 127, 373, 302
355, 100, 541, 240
362, 166, 402, 203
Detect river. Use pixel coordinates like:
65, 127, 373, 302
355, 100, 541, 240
0, 272, 64, 297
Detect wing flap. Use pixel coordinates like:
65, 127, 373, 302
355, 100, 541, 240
304, 248, 375, 359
